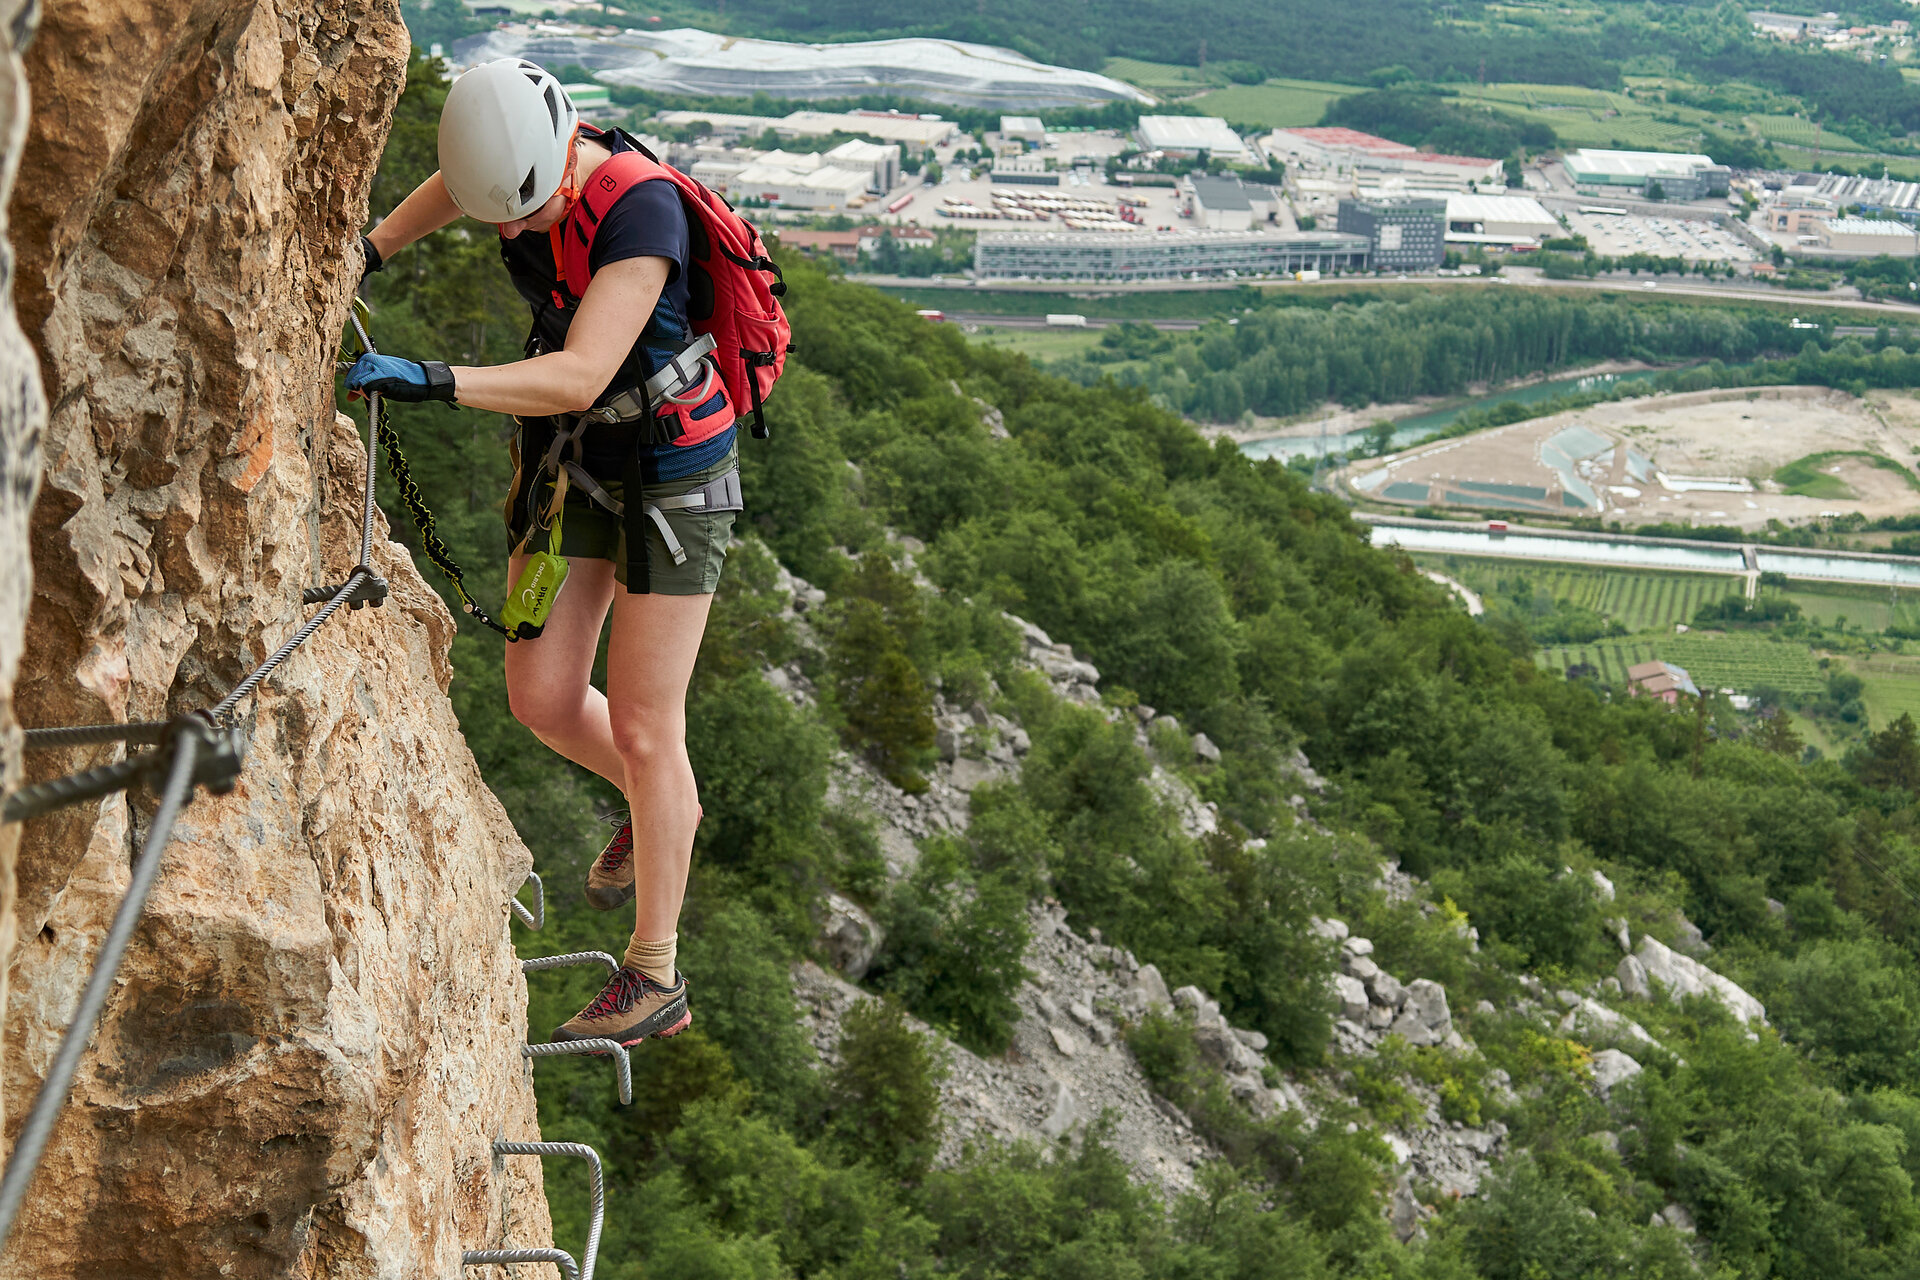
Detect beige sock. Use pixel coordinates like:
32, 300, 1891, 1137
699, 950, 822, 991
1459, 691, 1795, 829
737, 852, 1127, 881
625, 933, 678, 986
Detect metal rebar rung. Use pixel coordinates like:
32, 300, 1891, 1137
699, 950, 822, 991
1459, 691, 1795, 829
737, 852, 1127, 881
462, 1248, 578, 1280
480, 1140, 604, 1280
509, 871, 543, 930
302, 573, 388, 610
521, 1039, 632, 1106
521, 951, 620, 980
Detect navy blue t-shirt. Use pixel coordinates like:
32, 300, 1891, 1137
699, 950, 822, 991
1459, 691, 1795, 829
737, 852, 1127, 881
498, 125, 735, 481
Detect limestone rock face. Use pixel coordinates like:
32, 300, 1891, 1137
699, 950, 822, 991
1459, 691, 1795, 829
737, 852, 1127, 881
0, 0, 50, 1150
0, 3, 552, 1276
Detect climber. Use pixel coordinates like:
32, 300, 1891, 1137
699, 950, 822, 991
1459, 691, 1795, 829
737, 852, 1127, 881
348, 58, 738, 1049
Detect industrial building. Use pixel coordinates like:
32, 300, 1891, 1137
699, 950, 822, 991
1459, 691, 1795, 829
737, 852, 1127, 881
824, 139, 902, 192
988, 155, 1059, 186
1337, 195, 1447, 270
1136, 116, 1255, 164
1269, 127, 1503, 190
455, 26, 1151, 109
975, 228, 1371, 281
1791, 172, 1920, 223
1189, 175, 1283, 230
653, 108, 959, 148
731, 156, 874, 210
1562, 149, 1730, 201
1442, 192, 1560, 244
680, 138, 898, 198
1820, 217, 1920, 256
999, 116, 1047, 144
562, 82, 611, 111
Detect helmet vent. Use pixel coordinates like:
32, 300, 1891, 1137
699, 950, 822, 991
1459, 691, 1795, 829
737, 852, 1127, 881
544, 84, 561, 132
518, 164, 539, 206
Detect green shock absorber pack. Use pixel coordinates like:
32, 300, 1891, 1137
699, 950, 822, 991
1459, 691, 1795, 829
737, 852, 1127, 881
503, 485, 570, 640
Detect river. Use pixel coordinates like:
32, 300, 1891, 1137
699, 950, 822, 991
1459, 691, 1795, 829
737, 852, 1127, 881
1369, 524, 1920, 589
1239, 368, 1672, 462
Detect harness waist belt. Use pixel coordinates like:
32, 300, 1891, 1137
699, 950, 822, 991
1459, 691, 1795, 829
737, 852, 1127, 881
579, 333, 719, 426
560, 464, 743, 566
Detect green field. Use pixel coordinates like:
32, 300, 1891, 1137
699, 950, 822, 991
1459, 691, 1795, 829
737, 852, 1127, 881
1465, 82, 1631, 111
1102, 57, 1218, 94
969, 326, 1110, 359
1783, 581, 1920, 634
1747, 114, 1871, 154
1774, 450, 1920, 500
1190, 78, 1359, 128
1413, 556, 1743, 632
1537, 633, 1827, 694
1850, 653, 1920, 728
1447, 83, 1706, 152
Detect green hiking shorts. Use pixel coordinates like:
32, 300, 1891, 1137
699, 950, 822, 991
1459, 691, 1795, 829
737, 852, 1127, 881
509, 440, 739, 595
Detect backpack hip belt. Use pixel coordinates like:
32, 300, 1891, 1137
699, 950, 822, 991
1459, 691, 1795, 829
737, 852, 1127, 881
578, 333, 720, 426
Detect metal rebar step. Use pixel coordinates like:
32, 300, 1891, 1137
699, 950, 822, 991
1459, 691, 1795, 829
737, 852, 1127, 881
464, 1140, 603, 1280
510, 871, 544, 930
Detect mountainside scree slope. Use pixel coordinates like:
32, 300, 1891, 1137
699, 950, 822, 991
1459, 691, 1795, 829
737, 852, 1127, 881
0, 3, 552, 1275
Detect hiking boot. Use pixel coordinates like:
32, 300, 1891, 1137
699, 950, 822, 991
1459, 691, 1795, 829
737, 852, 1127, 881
551, 967, 691, 1047
583, 811, 635, 911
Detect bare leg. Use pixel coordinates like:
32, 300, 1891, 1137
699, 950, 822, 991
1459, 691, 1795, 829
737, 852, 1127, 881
502, 554, 624, 785
605, 589, 714, 941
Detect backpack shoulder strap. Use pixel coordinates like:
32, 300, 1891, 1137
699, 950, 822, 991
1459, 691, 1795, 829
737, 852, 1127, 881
555, 150, 674, 305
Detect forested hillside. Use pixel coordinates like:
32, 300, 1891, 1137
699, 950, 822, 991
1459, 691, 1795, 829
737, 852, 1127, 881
1050, 293, 1920, 423
362, 55, 1920, 1280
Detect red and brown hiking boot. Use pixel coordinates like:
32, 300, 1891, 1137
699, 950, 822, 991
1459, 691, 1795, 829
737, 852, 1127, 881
584, 806, 704, 911
583, 811, 635, 911
551, 967, 691, 1047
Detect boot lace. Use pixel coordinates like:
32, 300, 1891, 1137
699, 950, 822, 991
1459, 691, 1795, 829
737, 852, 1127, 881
595, 811, 633, 873
581, 967, 650, 1020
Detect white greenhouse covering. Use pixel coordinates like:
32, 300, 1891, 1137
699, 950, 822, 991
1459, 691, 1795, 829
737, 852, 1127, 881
451, 26, 1153, 110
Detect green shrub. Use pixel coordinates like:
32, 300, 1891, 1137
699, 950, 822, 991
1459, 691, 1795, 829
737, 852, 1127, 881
826, 996, 949, 1181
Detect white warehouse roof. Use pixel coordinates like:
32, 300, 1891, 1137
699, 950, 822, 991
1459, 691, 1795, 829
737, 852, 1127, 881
453, 25, 1152, 109
1824, 217, 1916, 236
1137, 116, 1253, 161
1444, 192, 1559, 230
1567, 148, 1716, 177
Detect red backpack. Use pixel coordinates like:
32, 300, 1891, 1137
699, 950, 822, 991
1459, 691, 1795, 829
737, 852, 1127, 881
550, 128, 791, 440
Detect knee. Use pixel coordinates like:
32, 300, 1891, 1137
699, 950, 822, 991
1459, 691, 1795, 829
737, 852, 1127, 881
610, 707, 684, 772
509, 682, 584, 740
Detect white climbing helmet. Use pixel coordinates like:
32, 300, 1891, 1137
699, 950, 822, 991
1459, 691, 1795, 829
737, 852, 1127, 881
439, 59, 580, 223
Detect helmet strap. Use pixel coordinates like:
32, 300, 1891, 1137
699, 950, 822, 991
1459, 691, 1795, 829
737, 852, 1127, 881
548, 128, 584, 297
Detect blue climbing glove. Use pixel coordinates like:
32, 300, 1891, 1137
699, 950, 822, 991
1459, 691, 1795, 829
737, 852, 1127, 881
345, 352, 456, 403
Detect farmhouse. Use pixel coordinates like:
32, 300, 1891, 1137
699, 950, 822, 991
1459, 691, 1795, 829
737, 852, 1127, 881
1628, 660, 1699, 704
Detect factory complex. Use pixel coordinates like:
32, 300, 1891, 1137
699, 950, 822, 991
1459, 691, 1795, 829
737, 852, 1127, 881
1266, 128, 1505, 190
1562, 149, 1731, 201
975, 229, 1372, 282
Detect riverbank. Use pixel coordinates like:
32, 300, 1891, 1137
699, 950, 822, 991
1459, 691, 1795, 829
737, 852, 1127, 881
1202, 360, 1663, 449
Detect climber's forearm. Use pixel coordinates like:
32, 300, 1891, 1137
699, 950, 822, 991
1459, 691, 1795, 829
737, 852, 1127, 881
367, 173, 463, 260
451, 350, 611, 417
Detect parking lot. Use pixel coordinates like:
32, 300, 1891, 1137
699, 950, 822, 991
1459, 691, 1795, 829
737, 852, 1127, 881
1561, 209, 1756, 263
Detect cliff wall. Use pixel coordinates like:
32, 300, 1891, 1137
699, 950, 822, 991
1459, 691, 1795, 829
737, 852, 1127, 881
0, 0, 49, 1156
0, 2, 552, 1275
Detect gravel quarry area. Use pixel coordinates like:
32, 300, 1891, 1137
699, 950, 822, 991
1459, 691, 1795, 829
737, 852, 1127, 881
1347, 385, 1920, 529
